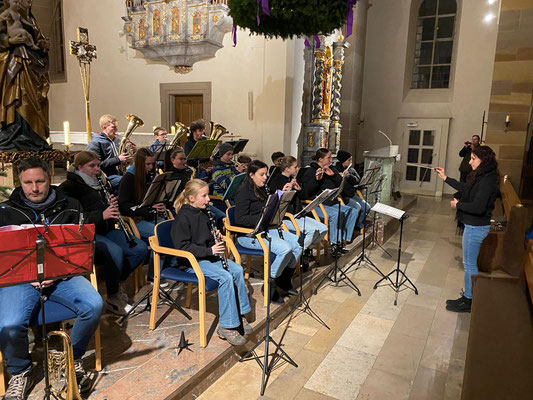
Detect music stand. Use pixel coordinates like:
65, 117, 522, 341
224, 139, 249, 155
239, 191, 298, 396
222, 173, 246, 205
366, 174, 392, 256
186, 139, 220, 161
371, 202, 418, 305
0, 222, 95, 400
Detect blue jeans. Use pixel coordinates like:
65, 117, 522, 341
188, 259, 251, 329
345, 196, 371, 229
237, 229, 302, 278
283, 217, 328, 249
462, 224, 490, 299
0, 276, 103, 375
136, 219, 173, 279
95, 230, 148, 296
315, 204, 357, 244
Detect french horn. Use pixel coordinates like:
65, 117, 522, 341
118, 114, 143, 173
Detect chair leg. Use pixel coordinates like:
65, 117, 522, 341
149, 254, 162, 330
245, 255, 252, 280
263, 257, 269, 307
94, 326, 102, 371
0, 352, 6, 396
315, 242, 321, 265
133, 268, 140, 294
198, 286, 207, 348
185, 283, 193, 308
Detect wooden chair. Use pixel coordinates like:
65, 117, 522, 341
122, 216, 147, 292
0, 267, 102, 395
148, 219, 241, 347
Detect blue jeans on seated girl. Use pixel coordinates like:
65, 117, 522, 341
95, 230, 148, 296
0, 277, 103, 375
315, 204, 357, 244
462, 224, 490, 299
283, 217, 328, 249
237, 228, 302, 278
187, 259, 251, 329
345, 196, 371, 229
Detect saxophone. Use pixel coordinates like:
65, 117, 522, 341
118, 114, 144, 173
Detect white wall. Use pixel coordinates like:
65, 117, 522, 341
50, 0, 296, 161
359, 0, 499, 194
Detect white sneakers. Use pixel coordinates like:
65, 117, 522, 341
106, 296, 133, 316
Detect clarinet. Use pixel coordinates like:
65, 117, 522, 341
265, 185, 284, 239
206, 206, 229, 270
96, 175, 138, 248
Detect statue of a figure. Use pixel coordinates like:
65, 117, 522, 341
0, 0, 51, 152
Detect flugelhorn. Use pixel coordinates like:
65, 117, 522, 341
47, 330, 83, 400
209, 121, 230, 141
118, 114, 143, 173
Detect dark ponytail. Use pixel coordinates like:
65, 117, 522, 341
311, 148, 330, 162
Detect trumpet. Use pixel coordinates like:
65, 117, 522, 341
96, 175, 137, 247
119, 114, 143, 173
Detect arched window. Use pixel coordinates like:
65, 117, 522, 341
411, 0, 456, 89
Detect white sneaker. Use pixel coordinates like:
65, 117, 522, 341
149, 279, 169, 288
106, 296, 132, 316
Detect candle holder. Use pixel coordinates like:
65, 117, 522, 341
64, 144, 72, 169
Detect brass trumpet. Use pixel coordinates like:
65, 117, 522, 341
119, 114, 143, 173
47, 330, 83, 400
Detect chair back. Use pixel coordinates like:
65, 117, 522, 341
227, 206, 237, 226
155, 220, 175, 249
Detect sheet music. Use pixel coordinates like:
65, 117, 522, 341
371, 202, 405, 220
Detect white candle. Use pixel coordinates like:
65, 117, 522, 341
152, 125, 157, 131
171, 125, 176, 135
64, 121, 70, 145
505, 115, 510, 123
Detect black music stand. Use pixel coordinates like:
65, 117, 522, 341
371, 203, 418, 305
223, 139, 249, 156
0, 221, 94, 400
366, 175, 392, 256
239, 190, 298, 396
222, 173, 246, 205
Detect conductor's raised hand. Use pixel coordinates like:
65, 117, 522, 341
211, 241, 225, 255
434, 167, 447, 181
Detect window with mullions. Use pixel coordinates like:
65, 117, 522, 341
411, 0, 456, 89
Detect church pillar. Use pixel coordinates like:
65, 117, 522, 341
329, 37, 348, 154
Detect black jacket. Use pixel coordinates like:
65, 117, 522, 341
444, 163, 499, 226
300, 162, 342, 206
59, 172, 114, 235
333, 161, 360, 201
118, 172, 155, 220
170, 166, 194, 197
0, 186, 83, 227
171, 204, 217, 262
268, 173, 302, 214
86, 132, 122, 177
234, 181, 267, 228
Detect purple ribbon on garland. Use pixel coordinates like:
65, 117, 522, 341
345, 0, 357, 38
232, 25, 237, 47
304, 35, 321, 48
256, 0, 270, 25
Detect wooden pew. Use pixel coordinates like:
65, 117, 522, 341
461, 177, 533, 400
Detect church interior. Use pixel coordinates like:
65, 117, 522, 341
0, 0, 532, 399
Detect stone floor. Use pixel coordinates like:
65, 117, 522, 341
197, 195, 469, 400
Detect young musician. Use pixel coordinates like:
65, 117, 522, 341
86, 114, 132, 189
236, 154, 251, 173
269, 156, 328, 253
212, 142, 238, 196
435, 146, 499, 313
169, 147, 194, 197
184, 119, 208, 169
172, 179, 251, 346
333, 150, 371, 230
59, 151, 148, 315
0, 157, 103, 398
234, 160, 302, 303
118, 148, 167, 281
301, 148, 358, 247
268, 151, 284, 181
149, 126, 168, 169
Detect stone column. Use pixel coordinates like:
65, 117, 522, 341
329, 36, 348, 154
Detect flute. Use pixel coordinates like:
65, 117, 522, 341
206, 206, 229, 270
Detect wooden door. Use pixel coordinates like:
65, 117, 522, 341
174, 95, 203, 146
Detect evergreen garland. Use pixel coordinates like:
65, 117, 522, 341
228, 0, 355, 39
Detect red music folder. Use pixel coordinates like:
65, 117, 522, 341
0, 224, 95, 287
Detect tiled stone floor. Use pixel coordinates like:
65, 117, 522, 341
198, 195, 470, 400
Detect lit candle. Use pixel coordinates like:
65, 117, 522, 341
505, 115, 510, 123
152, 125, 157, 131
171, 125, 176, 135
64, 121, 70, 145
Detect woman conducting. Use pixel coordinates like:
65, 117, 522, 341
435, 145, 499, 313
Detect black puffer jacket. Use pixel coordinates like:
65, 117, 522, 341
118, 171, 155, 220
300, 162, 341, 206
59, 172, 114, 235
234, 181, 267, 228
444, 163, 499, 226
170, 166, 194, 197
0, 186, 83, 226
268, 173, 302, 214
333, 161, 359, 201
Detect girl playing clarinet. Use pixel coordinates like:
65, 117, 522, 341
172, 179, 251, 345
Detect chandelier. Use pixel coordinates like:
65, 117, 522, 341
123, 0, 233, 73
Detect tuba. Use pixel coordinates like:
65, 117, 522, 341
119, 114, 143, 173
209, 121, 230, 141
170, 122, 190, 147
47, 330, 84, 400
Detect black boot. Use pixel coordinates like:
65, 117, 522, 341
276, 267, 297, 296
446, 296, 471, 313
446, 295, 466, 306
261, 281, 284, 304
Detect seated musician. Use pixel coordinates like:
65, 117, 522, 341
212, 143, 238, 196
269, 156, 328, 267
171, 179, 251, 346
183, 119, 207, 169
86, 114, 133, 189
118, 148, 168, 282
234, 160, 302, 304
0, 157, 103, 398
268, 151, 284, 181
236, 154, 251, 173
59, 151, 148, 316
148, 126, 168, 169
169, 147, 194, 198
333, 150, 371, 230
301, 148, 359, 249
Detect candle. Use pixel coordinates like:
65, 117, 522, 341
152, 125, 157, 131
171, 125, 176, 135
64, 121, 70, 146
505, 115, 510, 123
